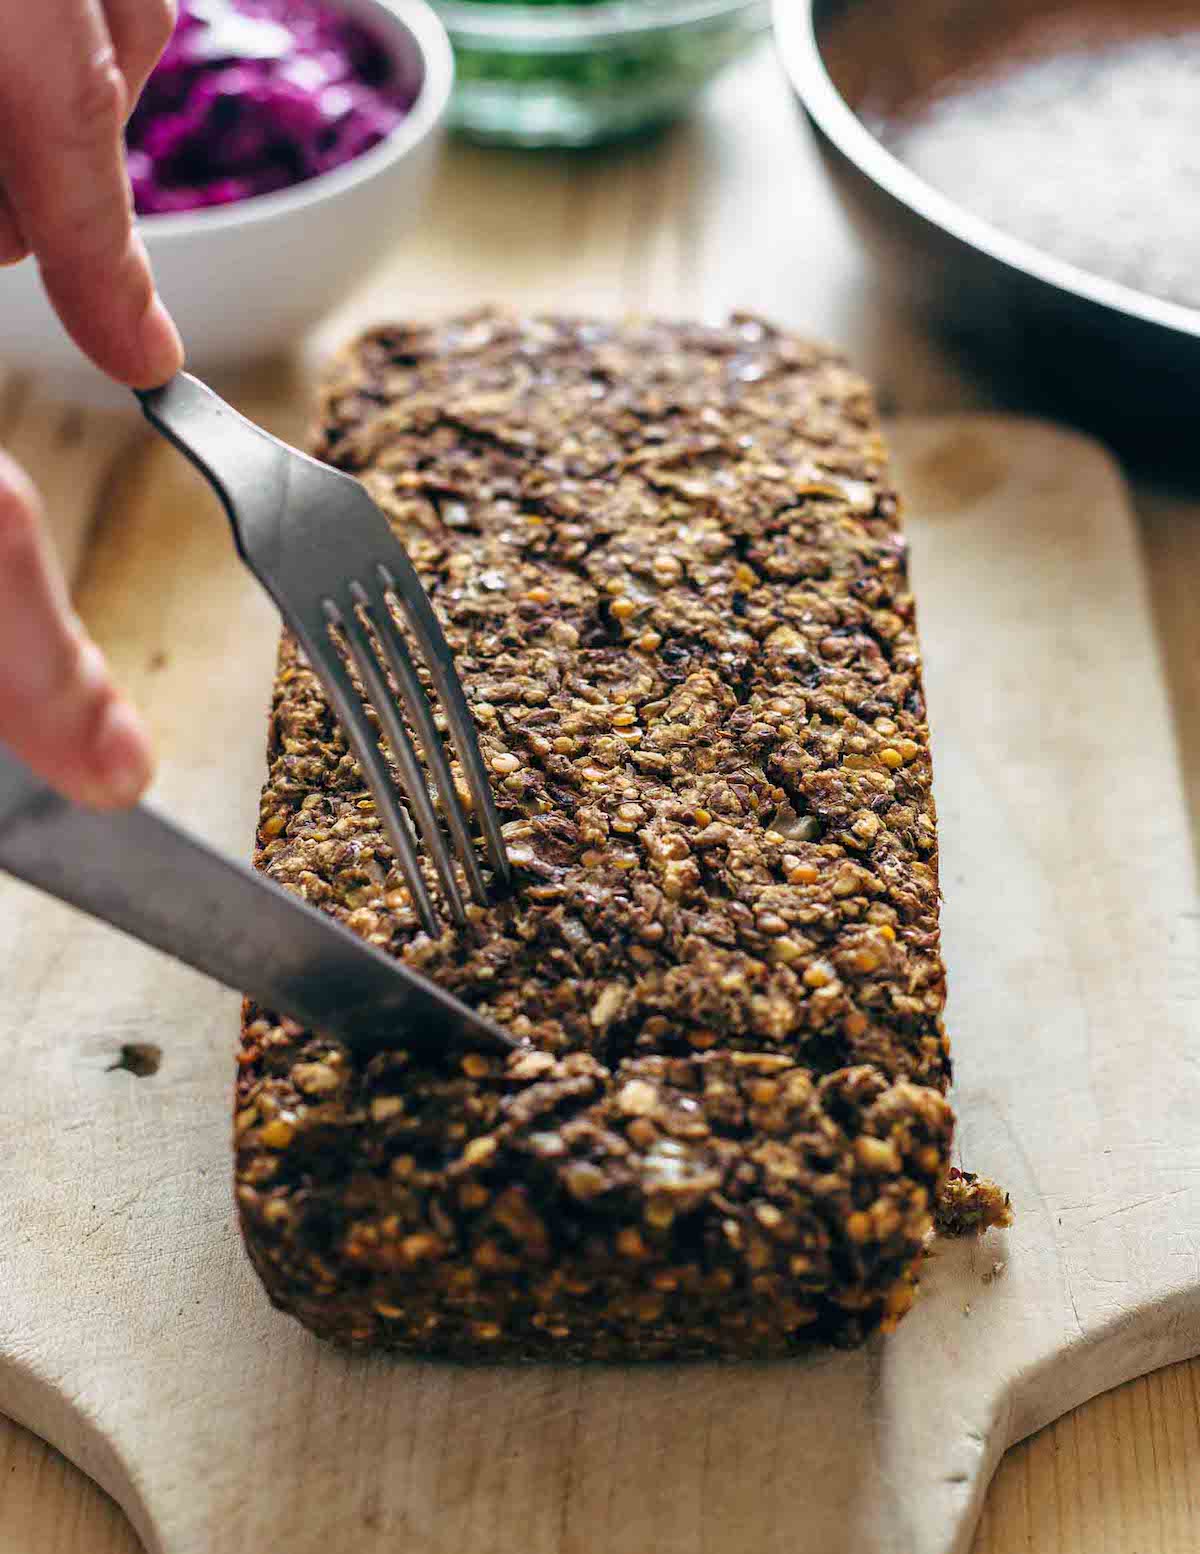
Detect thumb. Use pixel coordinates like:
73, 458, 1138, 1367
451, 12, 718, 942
0, 450, 154, 809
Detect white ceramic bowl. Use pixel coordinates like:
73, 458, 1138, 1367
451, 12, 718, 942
0, 0, 452, 402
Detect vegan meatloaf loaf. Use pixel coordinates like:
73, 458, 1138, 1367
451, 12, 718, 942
235, 309, 989, 1359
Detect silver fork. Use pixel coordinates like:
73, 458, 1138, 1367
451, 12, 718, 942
136, 372, 510, 937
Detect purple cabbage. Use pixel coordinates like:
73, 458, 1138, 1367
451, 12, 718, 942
127, 0, 416, 216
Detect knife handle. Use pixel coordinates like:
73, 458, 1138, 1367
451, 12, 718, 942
0, 746, 514, 1057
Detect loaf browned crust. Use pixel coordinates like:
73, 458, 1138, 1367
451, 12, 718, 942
234, 310, 957, 1357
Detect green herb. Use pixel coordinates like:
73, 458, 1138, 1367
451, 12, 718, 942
436, 2, 769, 146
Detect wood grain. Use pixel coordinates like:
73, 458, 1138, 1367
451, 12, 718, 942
1, 39, 1198, 1554
2, 407, 1189, 1554
0, 373, 138, 581
5, 1355, 1200, 1554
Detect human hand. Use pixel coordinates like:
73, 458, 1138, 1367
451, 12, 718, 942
0, 0, 183, 384
0, 0, 185, 808
0, 451, 154, 808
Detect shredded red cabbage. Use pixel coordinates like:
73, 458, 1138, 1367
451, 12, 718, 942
127, 0, 416, 215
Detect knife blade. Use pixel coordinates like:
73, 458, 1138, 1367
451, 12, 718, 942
0, 751, 515, 1057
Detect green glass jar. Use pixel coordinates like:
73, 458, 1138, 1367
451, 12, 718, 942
434, 0, 771, 147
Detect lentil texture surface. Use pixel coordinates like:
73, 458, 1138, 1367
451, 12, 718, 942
237, 310, 964, 1356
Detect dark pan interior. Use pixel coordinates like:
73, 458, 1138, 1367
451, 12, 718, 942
786, 0, 1200, 463
818, 0, 1200, 124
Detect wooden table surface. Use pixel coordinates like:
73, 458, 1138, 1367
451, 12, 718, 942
2, 41, 1198, 1554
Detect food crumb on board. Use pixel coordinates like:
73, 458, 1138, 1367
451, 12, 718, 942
107, 1042, 163, 1078
935, 1167, 1013, 1238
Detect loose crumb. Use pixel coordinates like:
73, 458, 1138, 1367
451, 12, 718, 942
935, 1167, 1013, 1238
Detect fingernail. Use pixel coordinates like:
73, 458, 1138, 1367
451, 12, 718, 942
137, 293, 184, 387
91, 699, 155, 808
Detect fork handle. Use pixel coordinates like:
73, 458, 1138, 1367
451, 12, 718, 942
135, 374, 291, 570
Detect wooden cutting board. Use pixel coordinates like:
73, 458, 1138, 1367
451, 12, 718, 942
1, 405, 1196, 1554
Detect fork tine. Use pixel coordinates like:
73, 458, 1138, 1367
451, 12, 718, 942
355, 581, 490, 908
339, 589, 468, 927
316, 602, 442, 938
377, 555, 512, 890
